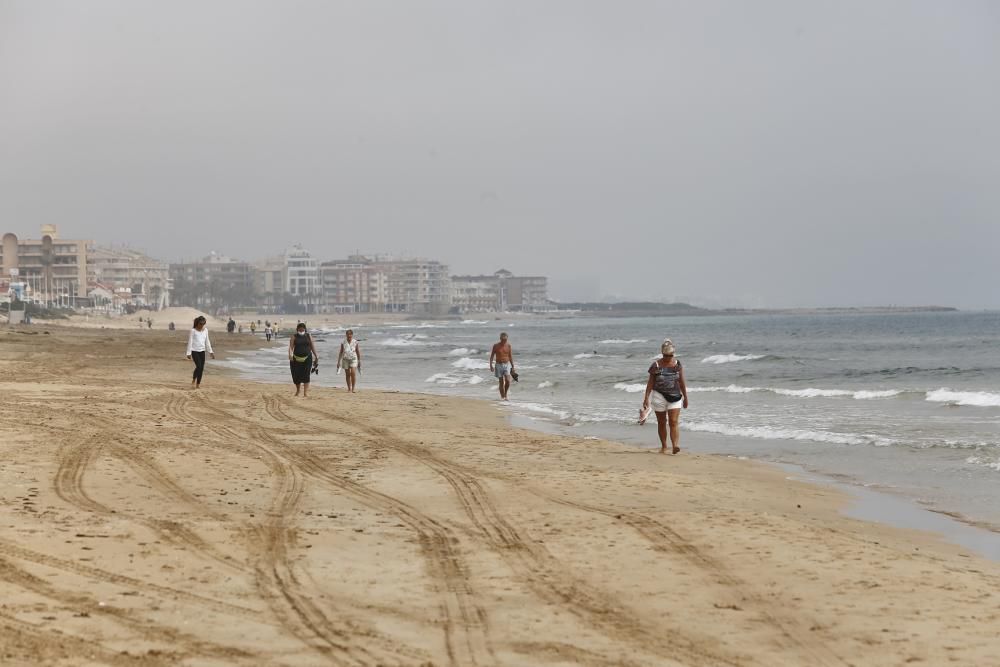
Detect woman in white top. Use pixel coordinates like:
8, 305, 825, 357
185, 316, 215, 389
337, 329, 362, 392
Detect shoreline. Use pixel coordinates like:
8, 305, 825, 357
2, 326, 999, 665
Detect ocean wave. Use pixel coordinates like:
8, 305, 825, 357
688, 384, 759, 394
381, 337, 429, 347
684, 421, 895, 447
925, 389, 1000, 408
965, 456, 1000, 472
448, 347, 479, 356
425, 372, 484, 386
574, 353, 608, 359
451, 357, 490, 370
701, 354, 766, 364
688, 385, 903, 400
537, 381, 555, 389
599, 339, 648, 345
425, 373, 462, 385
461, 319, 489, 324
389, 323, 445, 329
513, 402, 571, 420
613, 382, 646, 393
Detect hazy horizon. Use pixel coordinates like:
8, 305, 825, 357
2, 1, 998, 308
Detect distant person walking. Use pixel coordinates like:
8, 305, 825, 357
250, 321, 256, 335
337, 329, 362, 392
288, 322, 318, 397
489, 332, 515, 400
264, 325, 272, 342
641, 339, 688, 454
186, 316, 215, 389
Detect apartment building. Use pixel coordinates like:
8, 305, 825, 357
372, 256, 451, 315
319, 256, 389, 313
450, 269, 549, 313
87, 245, 171, 308
1, 226, 91, 302
253, 257, 286, 310
169, 252, 256, 309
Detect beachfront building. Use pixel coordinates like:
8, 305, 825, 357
87, 245, 171, 309
450, 275, 499, 312
449, 269, 549, 312
253, 257, 286, 311
319, 256, 388, 313
284, 245, 321, 312
169, 252, 256, 310
0, 226, 91, 304
372, 256, 451, 315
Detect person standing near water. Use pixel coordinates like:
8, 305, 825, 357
185, 316, 215, 389
288, 322, 318, 397
489, 332, 515, 400
337, 329, 362, 392
642, 339, 688, 454
264, 325, 272, 342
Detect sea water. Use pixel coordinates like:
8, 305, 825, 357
224, 311, 1000, 527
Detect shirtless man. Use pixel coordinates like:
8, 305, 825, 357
489, 332, 515, 400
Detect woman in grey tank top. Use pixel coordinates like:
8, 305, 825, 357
642, 339, 689, 454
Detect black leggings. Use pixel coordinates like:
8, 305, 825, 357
191, 351, 206, 384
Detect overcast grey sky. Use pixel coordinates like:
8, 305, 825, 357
1, 1, 998, 307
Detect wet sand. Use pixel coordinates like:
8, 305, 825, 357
1, 326, 998, 666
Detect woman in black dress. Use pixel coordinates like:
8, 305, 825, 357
288, 322, 319, 397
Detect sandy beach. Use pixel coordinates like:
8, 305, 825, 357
1, 326, 998, 666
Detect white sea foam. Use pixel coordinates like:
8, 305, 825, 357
599, 339, 648, 345
688, 385, 760, 394
965, 456, 1000, 472
381, 337, 429, 347
461, 319, 488, 324
451, 357, 490, 370
468, 375, 485, 385
390, 323, 444, 329
425, 373, 461, 385
853, 390, 903, 400
537, 381, 555, 389
925, 389, 1000, 408
774, 388, 854, 398
613, 382, 646, 393
688, 385, 902, 400
684, 421, 895, 447
573, 353, 607, 359
448, 347, 478, 356
701, 354, 766, 364
515, 402, 571, 420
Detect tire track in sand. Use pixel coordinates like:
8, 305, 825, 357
303, 408, 745, 667
0, 556, 253, 663
246, 426, 386, 666
52, 413, 243, 574
168, 393, 431, 665
0, 610, 176, 667
0, 539, 260, 620
534, 494, 848, 667
244, 414, 495, 667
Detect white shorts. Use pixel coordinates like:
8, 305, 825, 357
650, 390, 682, 412
342, 359, 358, 369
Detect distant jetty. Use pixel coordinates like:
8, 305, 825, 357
552, 302, 958, 318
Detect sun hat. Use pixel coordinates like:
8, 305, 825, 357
661, 339, 675, 356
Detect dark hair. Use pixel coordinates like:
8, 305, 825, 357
296, 322, 306, 331
193, 316, 206, 328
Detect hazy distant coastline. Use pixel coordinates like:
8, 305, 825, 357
543, 303, 958, 318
